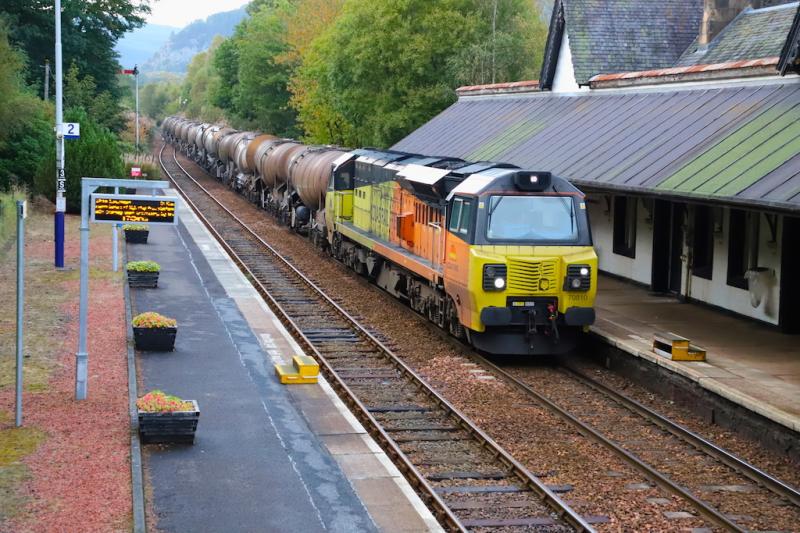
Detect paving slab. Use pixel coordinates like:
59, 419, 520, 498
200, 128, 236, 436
593, 275, 800, 433
130, 190, 443, 532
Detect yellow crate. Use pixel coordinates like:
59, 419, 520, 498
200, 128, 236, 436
274, 364, 318, 384
293, 355, 320, 377
653, 332, 706, 361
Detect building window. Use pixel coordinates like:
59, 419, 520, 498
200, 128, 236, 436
613, 196, 637, 258
727, 209, 759, 290
692, 206, 714, 280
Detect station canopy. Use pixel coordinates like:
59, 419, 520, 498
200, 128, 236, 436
392, 79, 800, 213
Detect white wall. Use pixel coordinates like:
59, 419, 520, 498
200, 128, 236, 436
586, 195, 653, 285
587, 196, 783, 325
552, 32, 590, 94
688, 209, 782, 324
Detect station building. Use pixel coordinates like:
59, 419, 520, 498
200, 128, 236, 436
394, 0, 800, 333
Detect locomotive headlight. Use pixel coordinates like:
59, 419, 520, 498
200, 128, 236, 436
483, 264, 507, 292
564, 264, 591, 291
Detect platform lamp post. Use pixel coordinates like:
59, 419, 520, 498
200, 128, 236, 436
54, 0, 66, 268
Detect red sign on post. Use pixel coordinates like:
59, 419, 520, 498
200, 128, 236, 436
131, 167, 142, 177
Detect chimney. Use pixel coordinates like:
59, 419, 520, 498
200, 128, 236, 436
699, 0, 753, 46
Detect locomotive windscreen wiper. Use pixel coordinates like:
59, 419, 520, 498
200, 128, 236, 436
487, 196, 503, 227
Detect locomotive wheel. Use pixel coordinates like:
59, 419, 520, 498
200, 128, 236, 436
447, 298, 466, 340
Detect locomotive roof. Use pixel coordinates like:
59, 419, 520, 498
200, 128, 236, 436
447, 168, 582, 200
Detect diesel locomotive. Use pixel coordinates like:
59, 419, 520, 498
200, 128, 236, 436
162, 117, 597, 355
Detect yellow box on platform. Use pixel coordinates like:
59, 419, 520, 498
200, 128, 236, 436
653, 332, 706, 362
293, 355, 319, 377
274, 355, 320, 384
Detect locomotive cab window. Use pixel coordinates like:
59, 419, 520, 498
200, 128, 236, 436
486, 195, 578, 242
333, 168, 352, 190
448, 197, 475, 239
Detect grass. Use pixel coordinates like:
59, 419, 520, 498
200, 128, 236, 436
0, 189, 25, 253
0, 427, 45, 522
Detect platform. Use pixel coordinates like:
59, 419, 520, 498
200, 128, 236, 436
593, 275, 800, 433
127, 190, 443, 532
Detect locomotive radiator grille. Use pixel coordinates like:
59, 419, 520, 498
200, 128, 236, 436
507, 259, 558, 294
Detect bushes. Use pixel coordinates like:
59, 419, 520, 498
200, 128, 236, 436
33, 108, 125, 213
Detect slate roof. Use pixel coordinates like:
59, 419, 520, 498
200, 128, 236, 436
678, 3, 798, 67
392, 81, 800, 212
560, 0, 703, 85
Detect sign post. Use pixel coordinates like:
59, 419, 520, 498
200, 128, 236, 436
16, 200, 27, 427
54, 0, 65, 268
76, 178, 174, 400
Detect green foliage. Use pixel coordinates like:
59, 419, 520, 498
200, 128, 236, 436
0, 0, 150, 98
0, 20, 52, 191
64, 64, 125, 132
294, 0, 547, 147
122, 224, 148, 231
175, 0, 548, 148
126, 260, 160, 272
181, 41, 225, 122
140, 81, 181, 121
33, 108, 125, 213
229, 1, 297, 136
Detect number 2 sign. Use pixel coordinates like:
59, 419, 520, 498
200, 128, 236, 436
63, 123, 80, 140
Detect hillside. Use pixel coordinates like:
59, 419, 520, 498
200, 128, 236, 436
115, 23, 177, 68
141, 7, 248, 74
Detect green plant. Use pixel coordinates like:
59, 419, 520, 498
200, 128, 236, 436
136, 390, 193, 413
123, 224, 149, 231
126, 260, 160, 272
132, 312, 176, 329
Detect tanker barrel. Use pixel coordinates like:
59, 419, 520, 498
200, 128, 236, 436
233, 132, 258, 174
290, 148, 346, 210
218, 131, 247, 164
261, 141, 305, 188
245, 134, 279, 173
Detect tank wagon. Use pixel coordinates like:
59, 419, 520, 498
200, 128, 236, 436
163, 116, 597, 355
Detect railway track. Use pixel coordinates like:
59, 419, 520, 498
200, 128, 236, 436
159, 145, 596, 532
162, 142, 800, 532
480, 360, 800, 533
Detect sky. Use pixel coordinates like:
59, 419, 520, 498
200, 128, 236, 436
145, 0, 250, 28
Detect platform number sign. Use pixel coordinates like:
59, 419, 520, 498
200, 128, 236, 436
63, 122, 80, 140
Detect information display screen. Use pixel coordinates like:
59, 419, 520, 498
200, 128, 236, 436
91, 194, 178, 225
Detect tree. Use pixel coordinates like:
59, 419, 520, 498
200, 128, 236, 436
140, 81, 181, 121
0, 18, 52, 191
231, 1, 298, 136
290, 0, 546, 148
63, 63, 125, 132
180, 44, 225, 122
34, 108, 125, 212
1, 0, 150, 97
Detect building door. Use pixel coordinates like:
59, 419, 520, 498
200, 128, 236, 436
651, 200, 684, 294
780, 216, 800, 333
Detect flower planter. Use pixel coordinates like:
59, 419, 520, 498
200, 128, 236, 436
127, 270, 159, 288
125, 229, 149, 244
133, 326, 177, 351
138, 400, 199, 444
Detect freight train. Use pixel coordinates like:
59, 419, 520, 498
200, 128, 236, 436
162, 116, 598, 355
